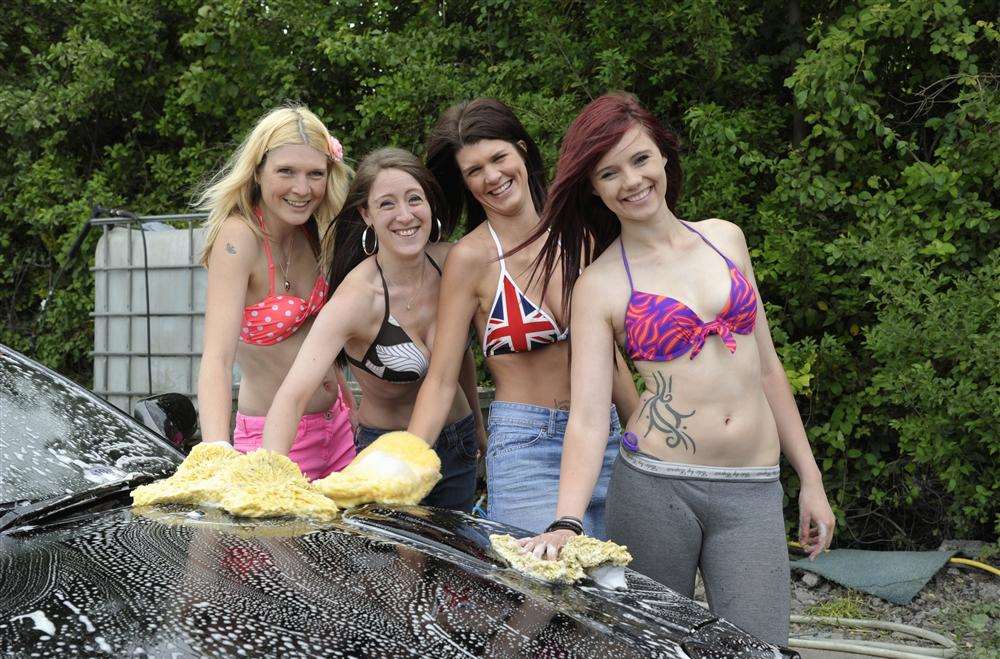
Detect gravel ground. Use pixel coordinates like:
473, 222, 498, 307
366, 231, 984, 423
694, 545, 999, 658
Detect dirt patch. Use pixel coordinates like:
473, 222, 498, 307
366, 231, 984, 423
694, 552, 999, 657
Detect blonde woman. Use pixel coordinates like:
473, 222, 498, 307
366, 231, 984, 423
195, 105, 356, 480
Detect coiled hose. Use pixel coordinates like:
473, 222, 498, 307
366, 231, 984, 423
777, 541, 998, 657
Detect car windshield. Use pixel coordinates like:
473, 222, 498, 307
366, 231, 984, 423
0, 347, 181, 508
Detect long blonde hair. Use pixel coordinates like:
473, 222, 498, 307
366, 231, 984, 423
195, 105, 353, 265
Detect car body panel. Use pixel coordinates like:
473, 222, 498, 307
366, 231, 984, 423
1, 346, 789, 658
0, 347, 181, 507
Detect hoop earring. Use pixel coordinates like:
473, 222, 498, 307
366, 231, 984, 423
361, 226, 377, 256
429, 217, 443, 244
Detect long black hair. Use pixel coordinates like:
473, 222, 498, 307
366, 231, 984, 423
425, 98, 547, 233
321, 147, 450, 366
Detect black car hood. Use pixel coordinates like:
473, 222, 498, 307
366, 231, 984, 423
1, 345, 787, 657
1, 504, 779, 658
0, 347, 181, 508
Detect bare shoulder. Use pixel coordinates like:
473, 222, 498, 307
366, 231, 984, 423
426, 241, 454, 264
218, 215, 260, 246
575, 246, 630, 316
442, 233, 489, 274
691, 218, 750, 265
328, 258, 382, 327
694, 218, 746, 246
207, 216, 260, 273
588, 240, 630, 285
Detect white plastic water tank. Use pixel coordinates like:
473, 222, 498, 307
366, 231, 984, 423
92, 218, 241, 413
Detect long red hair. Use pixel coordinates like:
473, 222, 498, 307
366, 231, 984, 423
517, 92, 682, 314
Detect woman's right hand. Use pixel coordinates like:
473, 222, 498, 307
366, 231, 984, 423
516, 529, 577, 561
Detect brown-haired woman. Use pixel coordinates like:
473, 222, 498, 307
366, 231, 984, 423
405, 99, 638, 536
262, 148, 485, 511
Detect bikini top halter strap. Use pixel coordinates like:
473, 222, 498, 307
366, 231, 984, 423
680, 221, 734, 265
619, 221, 736, 295
619, 239, 636, 292
485, 222, 510, 277
252, 209, 277, 296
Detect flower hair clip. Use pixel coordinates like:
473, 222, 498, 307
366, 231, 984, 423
327, 135, 344, 162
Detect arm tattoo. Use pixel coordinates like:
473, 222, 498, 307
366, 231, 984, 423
637, 372, 697, 453
225, 242, 237, 255
553, 399, 570, 411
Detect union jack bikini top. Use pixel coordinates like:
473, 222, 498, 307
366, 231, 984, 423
482, 222, 569, 358
621, 221, 757, 362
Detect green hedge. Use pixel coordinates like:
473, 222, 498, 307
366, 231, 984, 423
2, 0, 996, 545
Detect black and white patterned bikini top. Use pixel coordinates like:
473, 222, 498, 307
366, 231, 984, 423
345, 253, 442, 384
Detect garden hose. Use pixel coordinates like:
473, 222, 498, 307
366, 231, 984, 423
776, 540, 998, 657
787, 614, 957, 658
786, 540, 1000, 576
695, 601, 957, 658
947, 556, 1000, 577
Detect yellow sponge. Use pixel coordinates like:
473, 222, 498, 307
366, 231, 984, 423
131, 442, 240, 507
131, 445, 338, 521
490, 533, 632, 584
313, 431, 441, 507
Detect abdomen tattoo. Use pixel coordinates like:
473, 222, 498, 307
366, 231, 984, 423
638, 372, 697, 453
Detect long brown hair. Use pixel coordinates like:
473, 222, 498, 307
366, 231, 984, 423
323, 147, 450, 366
425, 98, 547, 233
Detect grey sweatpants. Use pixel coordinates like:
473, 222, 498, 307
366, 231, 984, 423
606, 453, 790, 645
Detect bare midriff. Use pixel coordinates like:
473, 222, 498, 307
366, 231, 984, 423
352, 369, 471, 430
234, 316, 340, 417
625, 332, 779, 468
486, 341, 573, 410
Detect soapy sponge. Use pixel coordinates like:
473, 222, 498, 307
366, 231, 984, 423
312, 431, 441, 507
490, 533, 632, 584
132, 444, 339, 521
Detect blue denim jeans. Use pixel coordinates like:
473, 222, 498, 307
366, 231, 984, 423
355, 414, 478, 513
485, 401, 621, 538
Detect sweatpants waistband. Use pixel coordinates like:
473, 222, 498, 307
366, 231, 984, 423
619, 445, 779, 482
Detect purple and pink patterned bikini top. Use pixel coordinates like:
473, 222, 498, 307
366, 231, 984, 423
621, 222, 757, 362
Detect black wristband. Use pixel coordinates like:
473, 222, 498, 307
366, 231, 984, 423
545, 517, 583, 535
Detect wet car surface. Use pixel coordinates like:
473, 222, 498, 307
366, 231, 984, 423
0, 346, 794, 657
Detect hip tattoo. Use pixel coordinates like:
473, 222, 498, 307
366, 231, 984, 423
638, 372, 697, 453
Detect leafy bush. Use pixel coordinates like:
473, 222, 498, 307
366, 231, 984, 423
1, 0, 995, 545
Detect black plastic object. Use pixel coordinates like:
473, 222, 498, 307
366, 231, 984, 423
133, 393, 199, 454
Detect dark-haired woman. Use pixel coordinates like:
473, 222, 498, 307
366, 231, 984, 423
406, 99, 638, 536
519, 93, 834, 645
262, 148, 484, 511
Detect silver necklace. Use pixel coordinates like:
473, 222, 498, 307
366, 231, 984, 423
406, 260, 426, 310
275, 234, 294, 292
383, 259, 426, 311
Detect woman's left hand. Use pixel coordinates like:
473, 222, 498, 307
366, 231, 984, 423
517, 529, 576, 561
799, 480, 835, 560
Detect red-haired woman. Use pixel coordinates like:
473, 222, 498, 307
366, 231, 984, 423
518, 93, 834, 645
405, 99, 638, 537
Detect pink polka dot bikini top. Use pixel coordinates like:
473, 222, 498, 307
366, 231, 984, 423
240, 210, 328, 347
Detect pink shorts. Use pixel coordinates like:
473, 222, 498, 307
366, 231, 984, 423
232, 391, 356, 481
